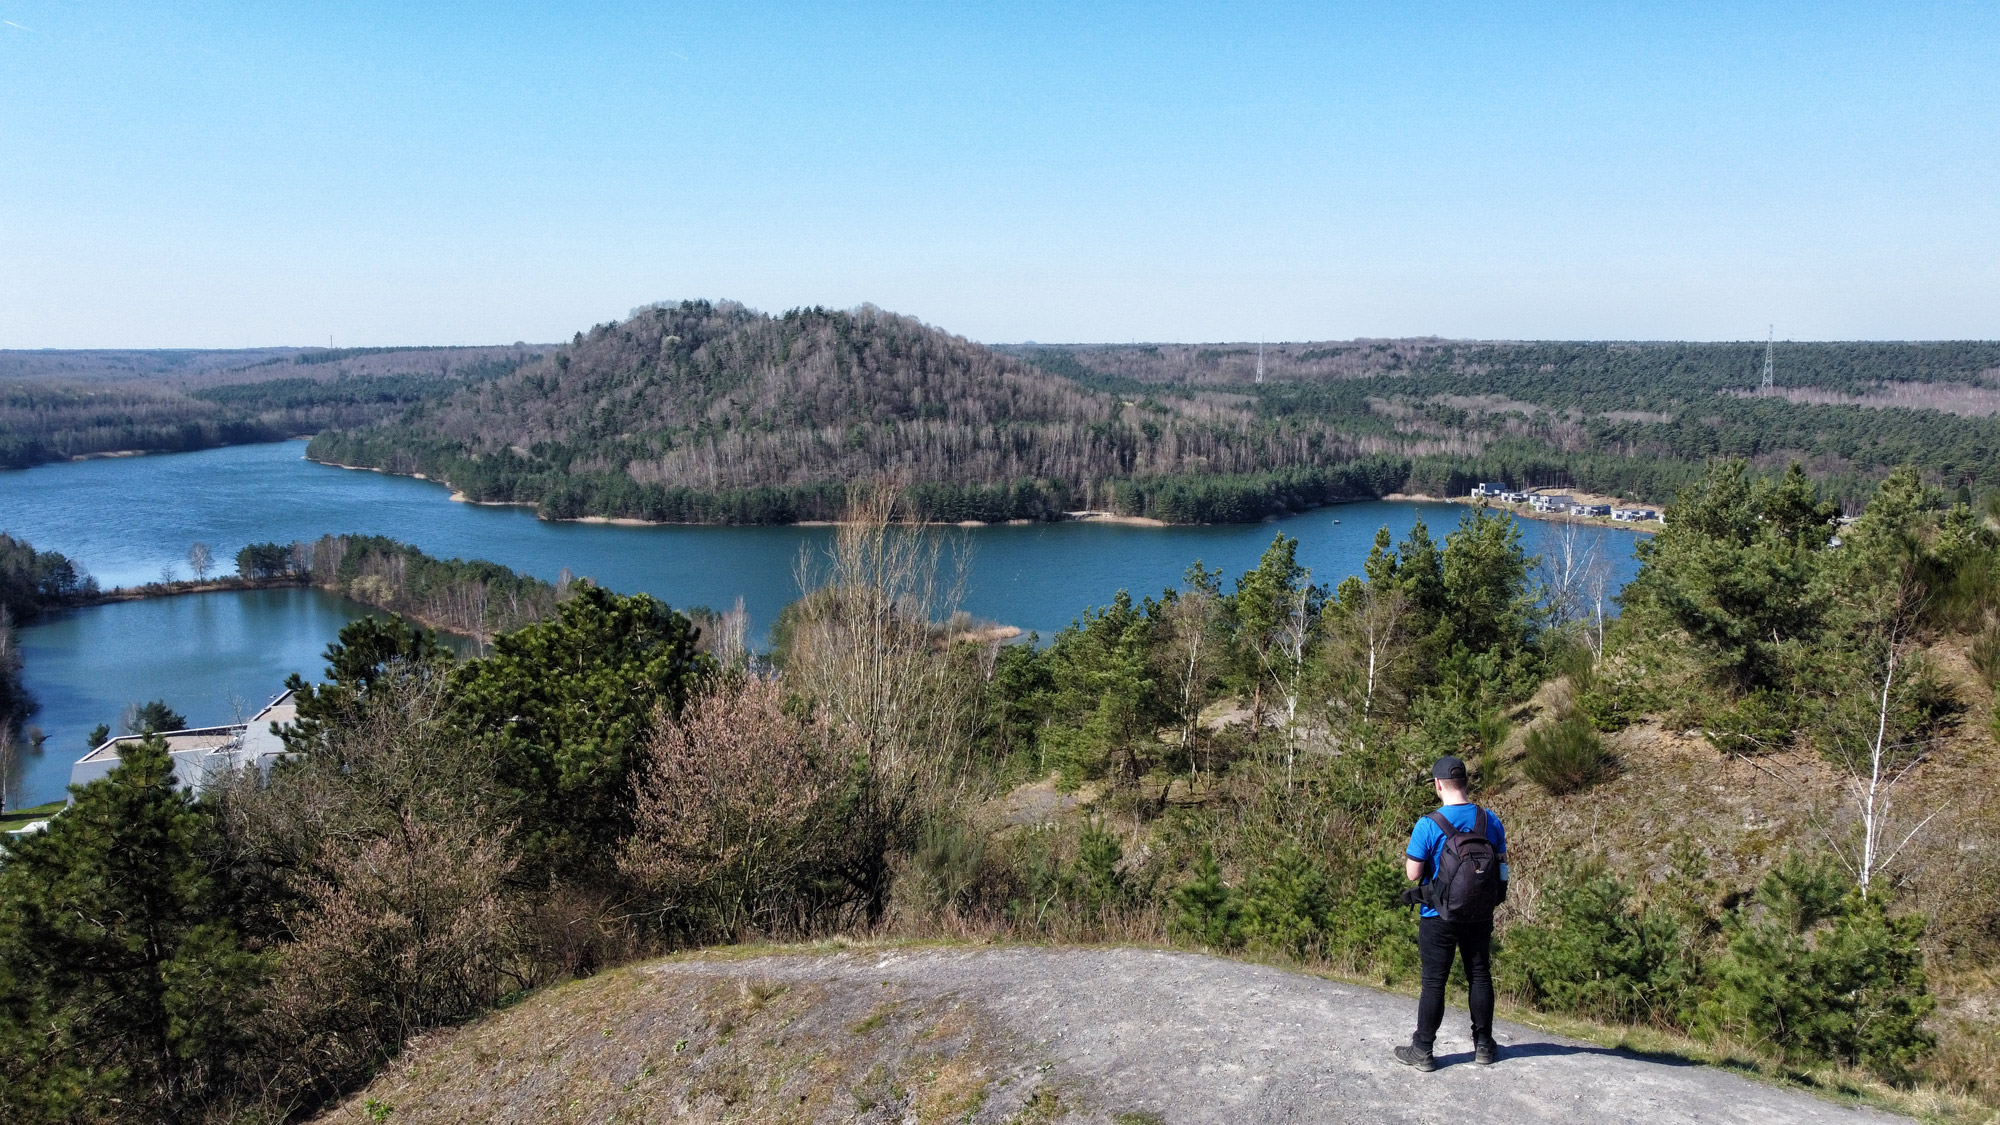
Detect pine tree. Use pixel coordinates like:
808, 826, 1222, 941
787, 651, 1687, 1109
447, 584, 708, 878
0, 735, 265, 1123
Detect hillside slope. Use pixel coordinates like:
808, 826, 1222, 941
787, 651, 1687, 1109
307, 302, 1406, 524
0, 345, 544, 467
319, 946, 1904, 1124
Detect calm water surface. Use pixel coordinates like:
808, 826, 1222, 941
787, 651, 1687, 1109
0, 441, 1648, 807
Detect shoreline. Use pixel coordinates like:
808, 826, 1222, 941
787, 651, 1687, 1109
90, 575, 310, 603
1385, 490, 1663, 531
60, 433, 316, 464
309, 455, 1656, 533
313, 455, 1183, 528
75, 575, 490, 644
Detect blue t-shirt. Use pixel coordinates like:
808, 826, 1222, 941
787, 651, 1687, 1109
1406, 803, 1507, 919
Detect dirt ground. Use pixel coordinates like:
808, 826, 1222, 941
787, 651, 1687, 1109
321, 946, 1907, 1124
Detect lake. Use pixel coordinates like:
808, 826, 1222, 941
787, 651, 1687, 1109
0, 440, 1648, 807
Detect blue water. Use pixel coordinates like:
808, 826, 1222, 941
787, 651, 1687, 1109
0, 440, 1648, 807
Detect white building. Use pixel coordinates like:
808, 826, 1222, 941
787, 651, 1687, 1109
1470, 482, 1510, 498
1611, 507, 1658, 522
1529, 494, 1573, 513
69, 690, 297, 794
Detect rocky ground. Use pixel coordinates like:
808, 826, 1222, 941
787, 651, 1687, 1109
320, 945, 1905, 1124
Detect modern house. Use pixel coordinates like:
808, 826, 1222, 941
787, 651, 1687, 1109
1611, 507, 1659, 522
1528, 494, 1573, 513
1570, 503, 1613, 517
1470, 482, 1510, 498
69, 690, 297, 794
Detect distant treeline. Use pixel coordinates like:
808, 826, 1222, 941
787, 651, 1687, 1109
0, 349, 542, 468
1046, 339, 2000, 508
239, 534, 559, 641
308, 428, 1703, 525
1247, 369, 2000, 506
1035, 338, 2000, 400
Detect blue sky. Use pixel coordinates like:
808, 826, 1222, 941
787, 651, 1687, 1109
2, 2, 1995, 347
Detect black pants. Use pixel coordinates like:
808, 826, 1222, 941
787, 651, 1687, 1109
1413, 914, 1493, 1051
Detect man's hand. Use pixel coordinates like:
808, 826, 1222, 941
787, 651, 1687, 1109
1400, 887, 1422, 906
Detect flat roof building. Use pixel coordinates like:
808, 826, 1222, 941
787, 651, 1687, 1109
69, 690, 297, 795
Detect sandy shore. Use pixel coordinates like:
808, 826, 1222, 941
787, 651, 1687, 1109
1062, 510, 1168, 527
953, 624, 1024, 645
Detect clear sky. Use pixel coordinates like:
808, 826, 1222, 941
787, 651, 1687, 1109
2, 2, 1996, 347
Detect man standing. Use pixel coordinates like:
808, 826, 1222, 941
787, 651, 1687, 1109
1394, 754, 1506, 1072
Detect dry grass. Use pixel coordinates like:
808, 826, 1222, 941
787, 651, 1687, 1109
311, 943, 1066, 1124
321, 936, 2000, 1125
1478, 647, 2000, 1117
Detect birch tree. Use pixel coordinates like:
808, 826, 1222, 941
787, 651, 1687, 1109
1156, 563, 1224, 791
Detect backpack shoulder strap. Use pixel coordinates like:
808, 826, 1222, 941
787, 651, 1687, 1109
1428, 808, 1474, 845
1471, 806, 1488, 839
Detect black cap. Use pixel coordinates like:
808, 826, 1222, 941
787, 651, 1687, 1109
1432, 755, 1469, 782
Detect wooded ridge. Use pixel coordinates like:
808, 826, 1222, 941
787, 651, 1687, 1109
303, 303, 2000, 523
11, 310, 2000, 521
0, 345, 545, 468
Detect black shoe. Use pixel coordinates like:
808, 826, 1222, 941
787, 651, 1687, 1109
1474, 1037, 1499, 1066
1393, 1044, 1436, 1072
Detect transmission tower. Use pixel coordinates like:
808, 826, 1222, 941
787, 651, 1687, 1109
1256, 338, 1265, 384
1761, 326, 1774, 392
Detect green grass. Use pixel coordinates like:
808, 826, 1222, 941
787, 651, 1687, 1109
0, 800, 64, 831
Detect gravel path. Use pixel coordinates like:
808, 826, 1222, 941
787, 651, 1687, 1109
661, 946, 1905, 1125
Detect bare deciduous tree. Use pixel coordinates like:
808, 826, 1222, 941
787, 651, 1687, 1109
187, 541, 214, 582
780, 482, 981, 918
1341, 577, 1408, 722
215, 674, 528, 1097
691, 596, 750, 671
1155, 570, 1224, 792
1821, 568, 1942, 898
1536, 523, 1597, 628
1264, 577, 1316, 792
622, 678, 854, 938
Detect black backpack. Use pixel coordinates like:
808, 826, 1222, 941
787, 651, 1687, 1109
1421, 807, 1503, 922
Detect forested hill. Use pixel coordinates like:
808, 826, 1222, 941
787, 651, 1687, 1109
306, 308, 2000, 524
1012, 339, 2000, 507
306, 302, 1411, 524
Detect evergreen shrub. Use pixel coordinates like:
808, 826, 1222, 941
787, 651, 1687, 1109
1703, 857, 1936, 1083
1169, 846, 1244, 951
1500, 860, 1691, 1027
1521, 714, 1612, 794
1240, 847, 1334, 960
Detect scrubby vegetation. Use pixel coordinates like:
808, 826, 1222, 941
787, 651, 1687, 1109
5, 465, 2000, 1121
